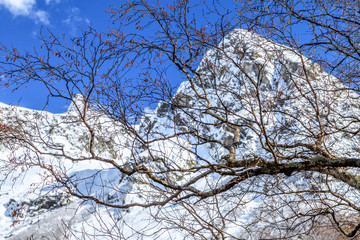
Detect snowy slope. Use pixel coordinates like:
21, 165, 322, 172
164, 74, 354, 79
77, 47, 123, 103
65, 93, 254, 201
0, 97, 136, 239
0, 29, 360, 239
143, 29, 360, 162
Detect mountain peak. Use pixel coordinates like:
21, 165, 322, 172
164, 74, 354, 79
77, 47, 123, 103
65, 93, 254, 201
67, 94, 87, 113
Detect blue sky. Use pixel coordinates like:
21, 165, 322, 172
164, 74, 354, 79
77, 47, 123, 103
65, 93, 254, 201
0, 0, 241, 113
0, 0, 112, 112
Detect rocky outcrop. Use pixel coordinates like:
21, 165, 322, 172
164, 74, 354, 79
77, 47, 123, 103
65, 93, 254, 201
5, 194, 70, 220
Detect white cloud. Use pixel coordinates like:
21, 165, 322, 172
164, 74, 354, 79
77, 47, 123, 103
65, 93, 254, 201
0, 0, 35, 15
63, 7, 90, 35
45, 0, 60, 4
0, 0, 49, 24
32, 9, 49, 24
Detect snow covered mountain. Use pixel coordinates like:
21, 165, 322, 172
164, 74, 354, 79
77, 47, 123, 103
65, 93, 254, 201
144, 29, 360, 160
1, 29, 360, 239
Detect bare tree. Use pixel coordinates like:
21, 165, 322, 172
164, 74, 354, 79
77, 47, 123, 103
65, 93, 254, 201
1, 0, 360, 239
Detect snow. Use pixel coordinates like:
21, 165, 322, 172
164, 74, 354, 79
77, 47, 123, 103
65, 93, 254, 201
0, 28, 360, 239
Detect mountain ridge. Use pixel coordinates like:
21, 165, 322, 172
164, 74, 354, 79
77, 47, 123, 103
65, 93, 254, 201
1, 28, 360, 239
